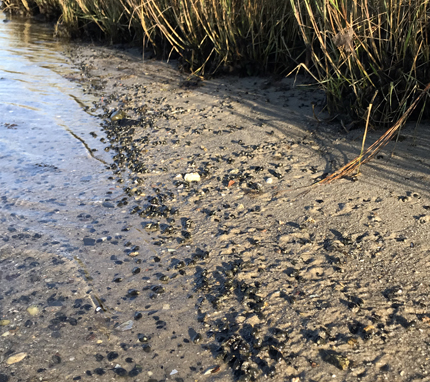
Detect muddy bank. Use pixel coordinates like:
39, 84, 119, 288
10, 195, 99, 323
2, 40, 430, 382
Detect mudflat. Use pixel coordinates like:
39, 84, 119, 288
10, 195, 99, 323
1, 42, 429, 382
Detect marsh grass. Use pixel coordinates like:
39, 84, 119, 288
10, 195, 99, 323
55, 0, 141, 41
3, 0, 430, 127
291, 0, 430, 126
125, 0, 301, 76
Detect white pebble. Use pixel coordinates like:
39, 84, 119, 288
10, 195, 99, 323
184, 172, 201, 182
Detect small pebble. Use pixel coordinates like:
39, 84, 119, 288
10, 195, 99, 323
113, 367, 127, 376
6, 352, 27, 365
94, 368, 105, 375
138, 333, 150, 343
107, 352, 119, 361
128, 366, 142, 376
27, 306, 39, 316
192, 333, 202, 344
184, 172, 201, 182
127, 289, 140, 297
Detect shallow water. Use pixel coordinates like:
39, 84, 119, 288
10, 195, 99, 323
0, 14, 212, 382
0, 14, 142, 259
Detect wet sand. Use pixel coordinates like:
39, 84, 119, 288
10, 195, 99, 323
1, 41, 430, 382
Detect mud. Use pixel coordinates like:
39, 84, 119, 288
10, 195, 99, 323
1, 16, 430, 382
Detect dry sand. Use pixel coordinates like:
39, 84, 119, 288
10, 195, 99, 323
2, 42, 430, 382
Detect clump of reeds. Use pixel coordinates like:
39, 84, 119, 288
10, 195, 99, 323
2, 0, 141, 40
2, 0, 303, 74
291, 0, 430, 126
3, 0, 430, 127
124, 0, 301, 75
55, 0, 144, 41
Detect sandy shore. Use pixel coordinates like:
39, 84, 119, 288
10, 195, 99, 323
2, 42, 430, 382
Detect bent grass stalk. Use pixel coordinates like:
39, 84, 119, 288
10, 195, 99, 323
318, 82, 430, 185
